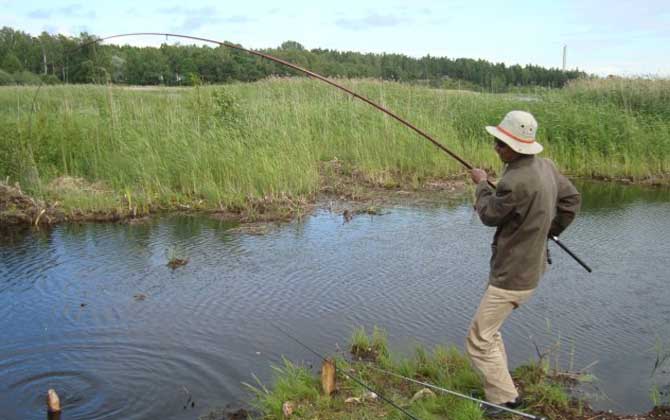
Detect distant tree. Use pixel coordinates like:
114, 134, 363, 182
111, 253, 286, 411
280, 41, 305, 51
110, 55, 125, 83
125, 47, 169, 85
0, 26, 588, 89
1, 52, 22, 72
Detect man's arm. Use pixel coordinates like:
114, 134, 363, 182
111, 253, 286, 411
549, 170, 581, 237
474, 180, 518, 227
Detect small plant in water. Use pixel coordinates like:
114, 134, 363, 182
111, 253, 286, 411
350, 326, 388, 361
647, 336, 670, 408
166, 246, 189, 269
652, 336, 670, 377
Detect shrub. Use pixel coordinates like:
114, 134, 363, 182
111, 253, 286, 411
12, 71, 42, 85
0, 69, 14, 85
41, 74, 61, 85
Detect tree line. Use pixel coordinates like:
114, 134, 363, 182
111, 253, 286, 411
0, 27, 586, 91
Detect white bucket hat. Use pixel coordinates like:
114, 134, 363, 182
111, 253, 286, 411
485, 110, 543, 155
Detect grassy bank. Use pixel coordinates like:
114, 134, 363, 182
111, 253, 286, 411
243, 327, 621, 420
1, 77, 669, 221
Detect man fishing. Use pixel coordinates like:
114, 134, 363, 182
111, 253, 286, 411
466, 110, 581, 416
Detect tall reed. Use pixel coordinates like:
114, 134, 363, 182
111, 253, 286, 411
1, 77, 668, 212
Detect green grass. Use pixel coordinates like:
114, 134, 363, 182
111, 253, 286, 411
247, 328, 585, 419
563, 77, 670, 118
350, 326, 371, 352
245, 357, 322, 418
351, 325, 390, 361
1, 77, 668, 216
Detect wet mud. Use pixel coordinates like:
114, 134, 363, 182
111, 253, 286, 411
0, 182, 64, 226
0, 162, 471, 229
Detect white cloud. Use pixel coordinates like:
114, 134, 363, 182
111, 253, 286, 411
27, 4, 95, 20
154, 6, 252, 32
335, 13, 410, 30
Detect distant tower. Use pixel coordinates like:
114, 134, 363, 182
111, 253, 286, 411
562, 45, 567, 71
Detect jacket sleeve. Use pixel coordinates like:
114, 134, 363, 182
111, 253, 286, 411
549, 167, 581, 237
475, 180, 518, 227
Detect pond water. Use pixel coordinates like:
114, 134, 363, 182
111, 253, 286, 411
1, 182, 670, 419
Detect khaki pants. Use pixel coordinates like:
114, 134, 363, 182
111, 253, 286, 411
465, 285, 535, 404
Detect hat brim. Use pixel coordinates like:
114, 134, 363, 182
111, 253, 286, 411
485, 126, 543, 155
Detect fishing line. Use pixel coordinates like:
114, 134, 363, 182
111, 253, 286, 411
275, 324, 424, 420
51, 32, 591, 272
355, 362, 547, 420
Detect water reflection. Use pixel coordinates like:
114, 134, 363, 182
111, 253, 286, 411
576, 180, 670, 210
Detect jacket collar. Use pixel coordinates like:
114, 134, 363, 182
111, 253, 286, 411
505, 154, 535, 170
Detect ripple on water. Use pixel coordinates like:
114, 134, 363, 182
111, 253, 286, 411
8, 370, 110, 419
0, 332, 237, 420
0, 338, 121, 420
2, 191, 670, 417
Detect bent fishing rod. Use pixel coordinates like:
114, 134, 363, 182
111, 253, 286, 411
76, 32, 591, 272
277, 325, 547, 420
275, 324, 423, 420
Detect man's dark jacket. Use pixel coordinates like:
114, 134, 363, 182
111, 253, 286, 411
475, 155, 581, 290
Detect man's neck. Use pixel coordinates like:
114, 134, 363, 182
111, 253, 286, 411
504, 154, 533, 167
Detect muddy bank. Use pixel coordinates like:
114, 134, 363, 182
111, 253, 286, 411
532, 397, 670, 419
2, 162, 666, 229
0, 179, 149, 228
576, 406, 670, 420
0, 177, 297, 228
0, 182, 65, 226
0, 163, 471, 228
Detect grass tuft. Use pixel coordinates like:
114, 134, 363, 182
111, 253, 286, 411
244, 357, 321, 418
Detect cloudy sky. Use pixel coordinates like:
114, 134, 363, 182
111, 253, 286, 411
3, 0, 669, 76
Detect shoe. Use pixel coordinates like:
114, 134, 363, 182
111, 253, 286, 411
480, 398, 521, 417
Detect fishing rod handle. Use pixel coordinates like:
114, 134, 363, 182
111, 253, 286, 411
487, 179, 591, 273
550, 235, 592, 273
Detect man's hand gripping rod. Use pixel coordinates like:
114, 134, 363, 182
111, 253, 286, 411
485, 179, 592, 273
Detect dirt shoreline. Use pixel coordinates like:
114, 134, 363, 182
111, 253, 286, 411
0, 162, 474, 228
2, 167, 669, 229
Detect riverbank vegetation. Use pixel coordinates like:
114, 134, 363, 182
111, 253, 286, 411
1, 77, 669, 225
243, 327, 670, 419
